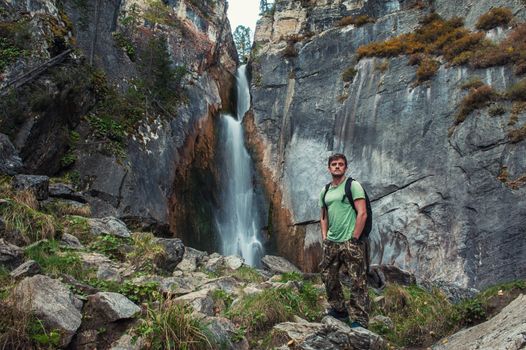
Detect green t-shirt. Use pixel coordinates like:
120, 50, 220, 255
319, 178, 365, 242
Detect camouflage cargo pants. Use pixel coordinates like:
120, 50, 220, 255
320, 239, 369, 327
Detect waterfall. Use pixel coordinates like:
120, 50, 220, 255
214, 65, 264, 266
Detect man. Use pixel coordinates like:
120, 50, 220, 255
319, 153, 369, 328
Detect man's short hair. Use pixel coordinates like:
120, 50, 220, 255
328, 153, 348, 167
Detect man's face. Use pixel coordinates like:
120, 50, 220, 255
328, 158, 347, 177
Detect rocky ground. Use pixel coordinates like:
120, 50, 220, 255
0, 171, 525, 349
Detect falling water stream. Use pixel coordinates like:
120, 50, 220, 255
214, 65, 264, 266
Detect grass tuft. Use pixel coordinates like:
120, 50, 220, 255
337, 15, 375, 27
342, 66, 357, 82
456, 84, 498, 124
0, 199, 56, 244
127, 232, 166, 272
134, 301, 213, 350
475, 7, 513, 31
24, 239, 84, 279
505, 79, 526, 101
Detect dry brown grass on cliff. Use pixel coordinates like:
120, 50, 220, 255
337, 15, 375, 27
509, 125, 526, 143
456, 85, 499, 124
416, 56, 440, 82
476, 7, 513, 31
12, 190, 38, 210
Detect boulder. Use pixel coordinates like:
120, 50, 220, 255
11, 275, 82, 347
174, 289, 215, 316
0, 238, 24, 269
96, 265, 122, 283
372, 265, 416, 286
177, 247, 208, 272
271, 316, 387, 350
12, 174, 49, 200
48, 183, 87, 202
205, 316, 249, 350
0, 133, 23, 175
87, 217, 131, 238
433, 294, 526, 350
154, 237, 185, 272
261, 255, 301, 274
60, 233, 84, 250
205, 255, 225, 272
10, 260, 41, 279
225, 255, 244, 270
110, 333, 145, 350
86, 292, 141, 323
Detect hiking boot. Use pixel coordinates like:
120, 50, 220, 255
327, 308, 350, 323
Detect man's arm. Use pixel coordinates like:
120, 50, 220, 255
353, 198, 367, 240
320, 207, 328, 240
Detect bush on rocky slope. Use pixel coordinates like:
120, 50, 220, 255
475, 7, 513, 31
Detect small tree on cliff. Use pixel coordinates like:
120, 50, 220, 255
233, 25, 252, 63
259, 0, 274, 15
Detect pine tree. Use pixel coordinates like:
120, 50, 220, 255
233, 25, 252, 63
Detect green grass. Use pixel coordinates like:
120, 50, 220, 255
88, 234, 132, 261
227, 282, 323, 336
133, 302, 214, 350
25, 240, 84, 279
230, 265, 265, 283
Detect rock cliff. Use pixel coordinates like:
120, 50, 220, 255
248, 0, 526, 288
0, 0, 238, 242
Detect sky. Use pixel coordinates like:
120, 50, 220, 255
227, 0, 260, 40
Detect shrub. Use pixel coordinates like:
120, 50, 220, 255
337, 15, 375, 27
506, 79, 526, 101
488, 104, 506, 116
456, 84, 498, 124
416, 57, 439, 82
282, 42, 298, 57
134, 302, 213, 350
342, 66, 357, 82
89, 234, 131, 261
476, 7, 513, 31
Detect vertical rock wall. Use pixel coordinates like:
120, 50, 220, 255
248, 0, 526, 287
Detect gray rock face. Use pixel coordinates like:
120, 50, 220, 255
249, 0, 526, 288
10, 260, 41, 279
86, 292, 141, 323
0, 133, 23, 175
155, 238, 185, 272
60, 233, 84, 250
206, 316, 250, 350
11, 275, 83, 347
87, 217, 131, 238
48, 183, 86, 202
0, 238, 24, 269
12, 174, 49, 200
432, 294, 526, 350
262, 255, 301, 274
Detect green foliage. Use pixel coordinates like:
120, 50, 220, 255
369, 284, 458, 347
143, 0, 177, 27
476, 7, 513, 31
118, 281, 161, 304
0, 20, 31, 72
488, 104, 506, 116
112, 31, 136, 60
279, 271, 303, 282
228, 282, 323, 335
211, 289, 234, 311
230, 265, 265, 283
0, 198, 56, 243
28, 319, 61, 347
259, 0, 275, 16
127, 232, 166, 273
25, 240, 84, 279
89, 234, 131, 261
0, 266, 10, 300
233, 25, 252, 63
134, 302, 213, 350
342, 66, 357, 82
61, 215, 90, 243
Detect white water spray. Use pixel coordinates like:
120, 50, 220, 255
214, 65, 264, 266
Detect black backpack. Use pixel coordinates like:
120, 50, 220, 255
322, 176, 373, 241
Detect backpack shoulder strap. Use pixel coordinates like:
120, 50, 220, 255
344, 177, 357, 213
322, 183, 331, 219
